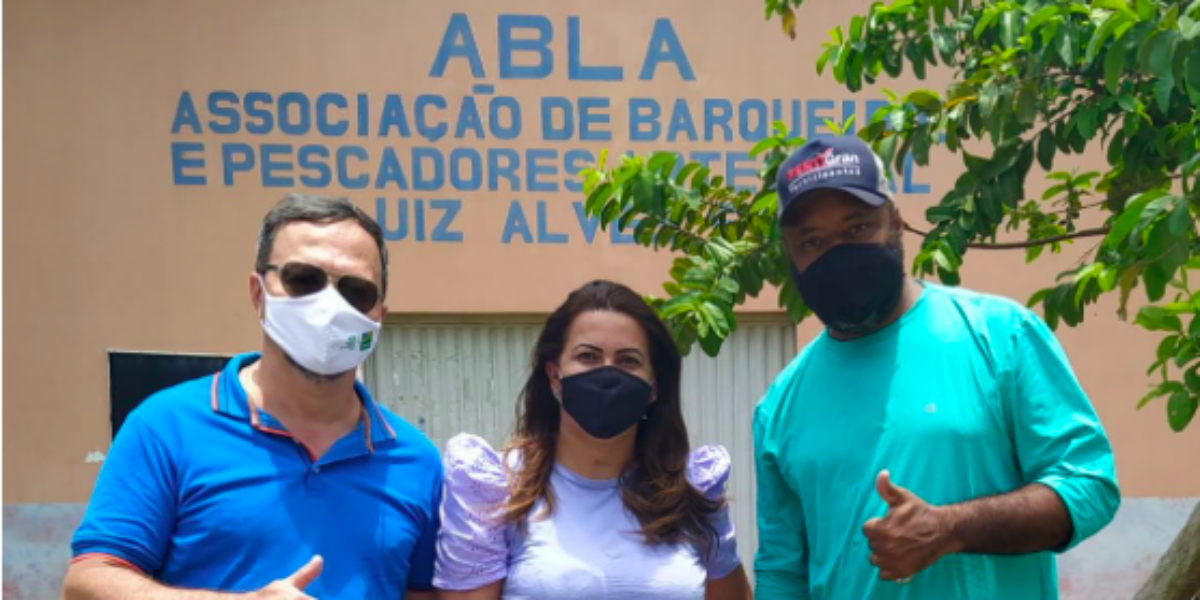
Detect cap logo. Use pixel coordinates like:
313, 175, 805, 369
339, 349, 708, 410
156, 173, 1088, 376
786, 148, 864, 194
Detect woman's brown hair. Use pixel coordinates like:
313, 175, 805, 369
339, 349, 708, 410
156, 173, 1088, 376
501, 280, 723, 555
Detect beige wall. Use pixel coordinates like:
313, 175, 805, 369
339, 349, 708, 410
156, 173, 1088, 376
5, 0, 1197, 503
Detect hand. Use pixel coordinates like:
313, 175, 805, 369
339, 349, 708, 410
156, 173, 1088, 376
862, 471, 961, 582
249, 555, 323, 599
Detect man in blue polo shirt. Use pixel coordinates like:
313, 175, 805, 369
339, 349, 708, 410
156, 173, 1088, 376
64, 194, 442, 599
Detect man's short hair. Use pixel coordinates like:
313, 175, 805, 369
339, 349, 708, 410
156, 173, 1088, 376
255, 193, 389, 298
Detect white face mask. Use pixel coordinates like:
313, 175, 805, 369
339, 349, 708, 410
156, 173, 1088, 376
258, 276, 382, 376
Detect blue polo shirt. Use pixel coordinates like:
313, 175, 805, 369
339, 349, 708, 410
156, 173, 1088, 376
72, 352, 443, 598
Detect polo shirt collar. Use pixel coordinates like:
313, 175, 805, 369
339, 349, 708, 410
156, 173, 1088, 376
210, 352, 397, 453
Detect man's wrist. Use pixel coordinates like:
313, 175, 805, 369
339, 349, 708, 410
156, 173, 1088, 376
934, 504, 968, 556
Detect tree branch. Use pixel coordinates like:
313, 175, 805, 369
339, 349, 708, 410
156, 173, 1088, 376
905, 223, 1110, 249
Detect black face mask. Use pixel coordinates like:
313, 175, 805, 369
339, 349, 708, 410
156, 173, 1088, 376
791, 242, 905, 336
558, 366, 652, 439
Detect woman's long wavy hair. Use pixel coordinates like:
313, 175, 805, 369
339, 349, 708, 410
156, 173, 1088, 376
501, 280, 722, 554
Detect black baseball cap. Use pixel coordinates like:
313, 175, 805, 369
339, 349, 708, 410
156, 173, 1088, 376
775, 136, 894, 221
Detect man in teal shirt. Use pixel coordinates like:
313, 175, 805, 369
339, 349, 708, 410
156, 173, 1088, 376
754, 136, 1120, 599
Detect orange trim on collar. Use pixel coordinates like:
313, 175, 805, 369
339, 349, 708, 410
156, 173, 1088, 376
370, 400, 397, 440
363, 405, 374, 453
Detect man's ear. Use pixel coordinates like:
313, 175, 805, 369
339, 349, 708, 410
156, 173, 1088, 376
250, 272, 266, 318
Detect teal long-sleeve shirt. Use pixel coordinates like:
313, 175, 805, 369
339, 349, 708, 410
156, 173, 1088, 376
753, 283, 1119, 600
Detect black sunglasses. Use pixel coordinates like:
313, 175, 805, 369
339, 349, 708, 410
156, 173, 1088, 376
262, 262, 381, 314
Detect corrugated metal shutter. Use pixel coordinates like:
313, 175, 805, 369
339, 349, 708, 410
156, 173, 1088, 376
363, 315, 795, 581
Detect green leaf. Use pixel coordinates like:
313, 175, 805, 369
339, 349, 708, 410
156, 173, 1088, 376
1056, 23, 1078, 65
585, 182, 614, 217
1187, 45, 1200, 95
1145, 263, 1171, 302
1117, 93, 1139, 112
1104, 42, 1127, 94
906, 39, 928, 79
1186, 366, 1200, 393
1001, 11, 1021, 48
1151, 28, 1180, 72
1107, 128, 1127, 166
1016, 84, 1038, 124
912, 127, 932, 166
1182, 15, 1200, 40
675, 162, 701, 186
1139, 380, 1182, 409
750, 191, 779, 215
1106, 190, 1164, 249
1136, 306, 1185, 332
1042, 183, 1069, 200
1168, 390, 1198, 431
816, 47, 834, 75
850, 15, 865, 41
1155, 74, 1175, 116
1169, 201, 1194, 236
1027, 5, 1060, 34
1087, 13, 1119, 65
877, 134, 900, 170
1100, 266, 1120, 292
974, 7, 1001, 39
907, 90, 944, 111
648, 152, 677, 177
749, 137, 784, 158
1094, 0, 1136, 18
1037, 129, 1056, 171
932, 28, 957, 63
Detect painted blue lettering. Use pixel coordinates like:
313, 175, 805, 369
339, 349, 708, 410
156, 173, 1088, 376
208, 91, 240, 134
222, 143, 254, 186
431, 199, 465, 242
375, 147, 410, 190
337, 146, 370, 189
542, 97, 574, 141
261, 144, 294, 187
298, 146, 332, 188
170, 142, 206, 185
629, 98, 661, 142
449, 148, 482, 191
537, 201, 569, 243
638, 19, 695, 81
502, 201, 534, 243
430, 13, 486, 78
278, 93, 311, 136
499, 15, 553, 79
578, 97, 611, 141
569, 17, 622, 81
171, 92, 202, 134
703, 99, 733, 142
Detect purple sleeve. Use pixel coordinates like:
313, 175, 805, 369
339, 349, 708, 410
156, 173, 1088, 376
433, 434, 510, 591
688, 444, 741, 580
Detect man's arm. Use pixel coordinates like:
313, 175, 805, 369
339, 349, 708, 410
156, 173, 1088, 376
752, 406, 812, 599
863, 473, 1073, 581
63, 560, 232, 600
1003, 308, 1120, 549
63, 555, 322, 600
943, 482, 1072, 554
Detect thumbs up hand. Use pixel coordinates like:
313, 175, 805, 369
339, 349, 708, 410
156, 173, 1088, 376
250, 555, 323, 599
862, 471, 962, 582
